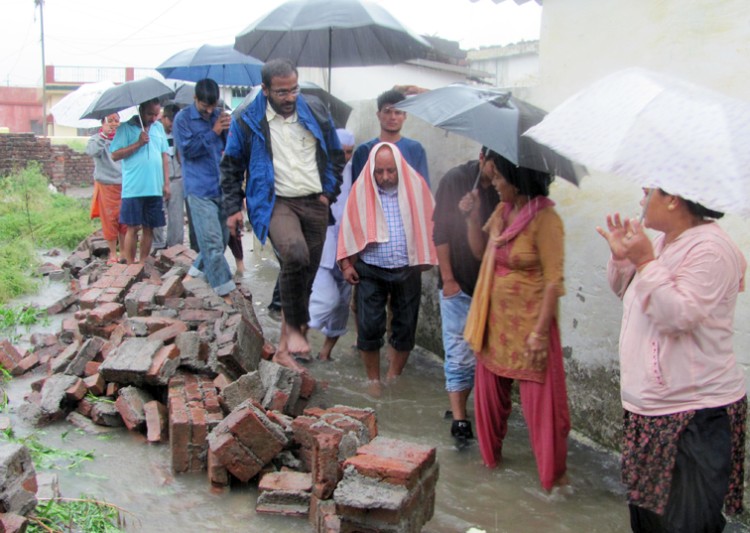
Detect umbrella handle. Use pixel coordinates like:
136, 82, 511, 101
472, 164, 483, 189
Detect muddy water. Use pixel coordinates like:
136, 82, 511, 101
0, 242, 675, 532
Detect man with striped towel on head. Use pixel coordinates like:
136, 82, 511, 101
337, 142, 437, 394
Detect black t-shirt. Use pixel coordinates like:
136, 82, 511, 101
432, 160, 499, 296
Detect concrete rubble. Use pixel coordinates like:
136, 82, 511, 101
0, 234, 439, 532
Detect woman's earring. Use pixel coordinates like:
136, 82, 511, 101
667, 204, 675, 211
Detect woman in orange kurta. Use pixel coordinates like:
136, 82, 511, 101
462, 153, 570, 492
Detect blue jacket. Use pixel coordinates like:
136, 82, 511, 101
221, 92, 343, 244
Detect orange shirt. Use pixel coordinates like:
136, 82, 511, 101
478, 204, 565, 382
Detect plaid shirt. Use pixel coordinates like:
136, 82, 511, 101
359, 186, 409, 268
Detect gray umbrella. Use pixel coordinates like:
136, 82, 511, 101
395, 84, 586, 185
80, 77, 175, 122
234, 0, 432, 90
232, 81, 352, 128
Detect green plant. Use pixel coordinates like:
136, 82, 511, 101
28, 496, 131, 533
0, 429, 94, 471
0, 305, 48, 343
0, 163, 97, 303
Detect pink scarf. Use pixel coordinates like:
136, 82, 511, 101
493, 196, 555, 276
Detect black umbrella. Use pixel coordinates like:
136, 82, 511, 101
234, 0, 432, 91
156, 44, 263, 86
232, 81, 352, 128
395, 84, 586, 185
80, 77, 175, 123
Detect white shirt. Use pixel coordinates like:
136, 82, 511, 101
266, 103, 320, 198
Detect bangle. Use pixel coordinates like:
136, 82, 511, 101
637, 258, 655, 270
529, 331, 547, 341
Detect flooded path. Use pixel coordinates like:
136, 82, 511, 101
4, 240, 744, 532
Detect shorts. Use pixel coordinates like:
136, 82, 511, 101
119, 196, 166, 228
355, 261, 421, 352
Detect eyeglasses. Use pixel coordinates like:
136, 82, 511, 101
269, 86, 300, 98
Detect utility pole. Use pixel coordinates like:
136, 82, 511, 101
36, 0, 47, 136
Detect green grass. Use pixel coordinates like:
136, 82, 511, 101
0, 304, 48, 343
29, 496, 128, 533
0, 162, 98, 303
0, 428, 94, 471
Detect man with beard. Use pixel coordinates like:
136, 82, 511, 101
221, 59, 344, 367
173, 78, 235, 303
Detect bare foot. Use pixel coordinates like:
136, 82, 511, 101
317, 351, 332, 362
365, 379, 382, 398
272, 349, 307, 374
222, 294, 233, 306
183, 274, 194, 282
286, 326, 310, 355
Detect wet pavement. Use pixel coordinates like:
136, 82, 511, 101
3, 238, 748, 532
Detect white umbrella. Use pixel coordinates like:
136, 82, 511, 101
50, 81, 136, 129
524, 68, 750, 216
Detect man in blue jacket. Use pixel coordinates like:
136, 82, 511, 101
221, 59, 344, 364
174, 78, 235, 303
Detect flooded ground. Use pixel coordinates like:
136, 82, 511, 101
3, 236, 748, 532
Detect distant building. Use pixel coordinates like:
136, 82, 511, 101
467, 40, 539, 88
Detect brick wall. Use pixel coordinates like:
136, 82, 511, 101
0, 133, 93, 190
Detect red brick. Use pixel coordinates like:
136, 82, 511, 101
105, 382, 119, 397
77, 397, 94, 418
16, 352, 39, 374
65, 378, 88, 402
208, 430, 264, 482
312, 426, 345, 499
179, 309, 223, 324
261, 342, 276, 360
299, 371, 317, 399
146, 320, 188, 343
146, 344, 179, 385
343, 453, 426, 489
144, 400, 168, 443
259, 470, 313, 493
83, 373, 106, 396
207, 449, 230, 487
0, 340, 24, 375
79, 288, 103, 309
326, 406, 378, 440
124, 263, 145, 278
107, 262, 128, 276
155, 275, 184, 304
84, 361, 102, 376
213, 373, 231, 391
0, 512, 28, 532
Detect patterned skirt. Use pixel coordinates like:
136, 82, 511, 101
621, 396, 747, 516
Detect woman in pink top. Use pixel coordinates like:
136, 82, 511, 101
598, 188, 747, 532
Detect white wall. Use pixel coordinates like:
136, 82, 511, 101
531, 0, 750, 377
470, 53, 539, 88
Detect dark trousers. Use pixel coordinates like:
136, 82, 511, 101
267, 196, 328, 328
629, 406, 731, 533
354, 261, 421, 352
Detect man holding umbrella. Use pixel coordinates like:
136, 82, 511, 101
433, 148, 500, 446
111, 98, 170, 264
221, 58, 344, 362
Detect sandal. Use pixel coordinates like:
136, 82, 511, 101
106, 257, 119, 265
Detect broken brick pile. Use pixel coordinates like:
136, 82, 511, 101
0, 234, 439, 532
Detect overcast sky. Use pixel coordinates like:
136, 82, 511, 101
1, 0, 541, 86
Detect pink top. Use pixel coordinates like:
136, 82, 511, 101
608, 222, 747, 416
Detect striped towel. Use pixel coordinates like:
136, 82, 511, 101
337, 142, 438, 267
